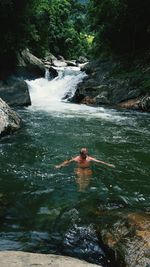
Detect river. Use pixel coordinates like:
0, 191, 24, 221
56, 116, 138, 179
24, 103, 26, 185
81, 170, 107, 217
0, 66, 150, 266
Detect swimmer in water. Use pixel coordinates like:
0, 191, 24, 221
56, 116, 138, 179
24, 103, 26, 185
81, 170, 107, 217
55, 148, 115, 192
55, 148, 115, 169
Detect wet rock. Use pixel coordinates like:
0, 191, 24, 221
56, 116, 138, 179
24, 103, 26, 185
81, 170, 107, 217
48, 67, 58, 79
0, 78, 31, 106
0, 98, 21, 137
16, 48, 45, 79
66, 60, 77, 67
94, 91, 110, 105
73, 58, 150, 111
0, 251, 100, 267
139, 94, 150, 111
118, 97, 141, 110
118, 94, 150, 111
63, 224, 108, 266
52, 60, 67, 67
81, 96, 96, 105
99, 211, 150, 267
57, 55, 65, 61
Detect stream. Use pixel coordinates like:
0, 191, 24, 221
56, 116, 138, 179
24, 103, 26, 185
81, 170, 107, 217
0, 66, 150, 266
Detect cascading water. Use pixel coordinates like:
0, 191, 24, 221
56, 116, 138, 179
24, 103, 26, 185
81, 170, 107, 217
26, 66, 86, 113
26, 66, 126, 122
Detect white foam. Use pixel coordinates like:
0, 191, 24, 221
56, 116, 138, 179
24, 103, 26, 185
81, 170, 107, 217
26, 66, 127, 122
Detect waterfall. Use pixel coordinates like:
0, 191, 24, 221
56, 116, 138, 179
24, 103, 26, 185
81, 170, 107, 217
26, 66, 86, 113
26, 66, 125, 121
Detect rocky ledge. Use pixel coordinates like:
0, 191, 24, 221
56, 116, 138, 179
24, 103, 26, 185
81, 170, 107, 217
0, 251, 100, 267
95, 209, 150, 267
0, 98, 21, 137
72, 58, 150, 112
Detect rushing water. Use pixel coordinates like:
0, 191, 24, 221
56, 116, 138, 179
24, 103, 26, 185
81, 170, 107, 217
0, 66, 150, 265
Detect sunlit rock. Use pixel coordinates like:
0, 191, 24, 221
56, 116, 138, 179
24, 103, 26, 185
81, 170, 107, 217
0, 251, 101, 267
16, 48, 45, 78
0, 98, 21, 137
100, 211, 150, 267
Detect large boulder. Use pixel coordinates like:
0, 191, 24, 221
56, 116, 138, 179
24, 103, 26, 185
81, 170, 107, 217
0, 78, 31, 106
0, 251, 100, 267
98, 210, 150, 267
0, 98, 21, 137
73, 58, 150, 111
16, 49, 45, 79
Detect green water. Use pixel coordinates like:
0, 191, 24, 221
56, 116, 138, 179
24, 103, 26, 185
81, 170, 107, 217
0, 72, 150, 265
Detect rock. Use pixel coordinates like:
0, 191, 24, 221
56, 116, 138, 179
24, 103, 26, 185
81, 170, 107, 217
0, 78, 31, 106
52, 60, 67, 67
48, 67, 58, 79
0, 251, 100, 267
139, 94, 150, 111
99, 211, 150, 267
16, 48, 45, 79
76, 56, 88, 64
66, 60, 77, 67
73, 58, 150, 111
94, 91, 110, 105
81, 96, 96, 105
118, 98, 140, 110
118, 94, 150, 111
45, 53, 57, 63
0, 98, 21, 137
44, 61, 52, 68
57, 55, 65, 61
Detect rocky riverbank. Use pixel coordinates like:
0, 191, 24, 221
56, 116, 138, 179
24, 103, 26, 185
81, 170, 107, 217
72, 57, 150, 112
0, 251, 100, 267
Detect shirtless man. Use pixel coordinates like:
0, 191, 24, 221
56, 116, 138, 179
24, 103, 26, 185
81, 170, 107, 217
55, 148, 115, 191
55, 148, 115, 169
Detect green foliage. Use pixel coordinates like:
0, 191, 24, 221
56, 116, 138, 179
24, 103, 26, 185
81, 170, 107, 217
0, 0, 91, 75
88, 0, 150, 56
44, 0, 90, 58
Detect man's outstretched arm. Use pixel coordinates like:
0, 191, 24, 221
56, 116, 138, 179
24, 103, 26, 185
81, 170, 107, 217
55, 158, 74, 169
90, 157, 115, 168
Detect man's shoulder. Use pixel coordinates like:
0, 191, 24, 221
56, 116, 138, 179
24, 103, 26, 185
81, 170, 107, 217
73, 156, 80, 161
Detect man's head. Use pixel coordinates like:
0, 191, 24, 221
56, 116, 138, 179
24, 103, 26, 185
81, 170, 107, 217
80, 148, 88, 159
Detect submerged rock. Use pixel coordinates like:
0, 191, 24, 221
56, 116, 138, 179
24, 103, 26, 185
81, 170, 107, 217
0, 251, 100, 267
0, 98, 21, 137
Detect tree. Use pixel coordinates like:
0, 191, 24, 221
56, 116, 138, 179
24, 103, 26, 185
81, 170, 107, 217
88, 0, 150, 56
